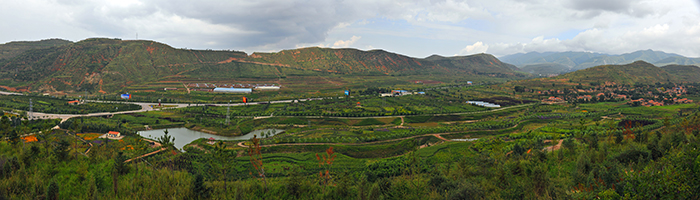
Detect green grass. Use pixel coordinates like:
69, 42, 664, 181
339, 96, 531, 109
355, 118, 385, 126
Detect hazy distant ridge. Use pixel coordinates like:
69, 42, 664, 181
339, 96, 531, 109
500, 50, 699, 75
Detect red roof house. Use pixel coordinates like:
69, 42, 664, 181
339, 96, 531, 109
107, 131, 120, 138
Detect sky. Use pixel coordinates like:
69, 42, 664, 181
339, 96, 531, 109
1, 0, 700, 58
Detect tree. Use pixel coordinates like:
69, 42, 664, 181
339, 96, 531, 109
248, 135, 266, 189
46, 180, 59, 200
191, 173, 210, 199
53, 138, 70, 161
316, 146, 337, 186
7, 129, 19, 145
563, 138, 575, 155
158, 129, 175, 149
213, 141, 235, 192
114, 152, 130, 175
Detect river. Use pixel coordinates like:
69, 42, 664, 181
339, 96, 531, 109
138, 127, 284, 150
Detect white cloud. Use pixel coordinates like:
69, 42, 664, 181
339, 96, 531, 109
458, 42, 489, 55
486, 22, 700, 57
333, 36, 361, 48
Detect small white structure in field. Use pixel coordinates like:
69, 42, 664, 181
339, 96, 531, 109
466, 101, 501, 108
254, 86, 280, 90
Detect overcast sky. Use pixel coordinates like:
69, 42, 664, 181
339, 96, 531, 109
1, 0, 700, 58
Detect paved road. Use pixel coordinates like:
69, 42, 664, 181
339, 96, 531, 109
0, 91, 22, 95
26, 97, 326, 123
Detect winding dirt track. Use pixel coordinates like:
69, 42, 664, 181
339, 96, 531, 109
125, 139, 164, 163
234, 122, 505, 149
236, 132, 453, 148
236, 120, 524, 149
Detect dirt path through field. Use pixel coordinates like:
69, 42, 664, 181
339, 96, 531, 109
125, 139, 164, 163
236, 122, 521, 148
236, 132, 453, 148
431, 134, 449, 141
182, 82, 191, 94
542, 139, 563, 152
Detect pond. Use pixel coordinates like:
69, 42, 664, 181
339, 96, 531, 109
138, 128, 284, 150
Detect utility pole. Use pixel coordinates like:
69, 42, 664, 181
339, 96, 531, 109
28, 98, 33, 120
226, 100, 231, 125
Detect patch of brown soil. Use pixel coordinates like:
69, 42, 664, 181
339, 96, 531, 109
542, 139, 564, 152
0, 85, 19, 92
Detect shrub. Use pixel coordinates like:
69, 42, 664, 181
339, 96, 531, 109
614, 144, 650, 164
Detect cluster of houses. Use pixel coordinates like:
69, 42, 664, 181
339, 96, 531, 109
541, 96, 566, 104
575, 93, 628, 101
628, 97, 694, 107
380, 90, 425, 97
531, 83, 696, 107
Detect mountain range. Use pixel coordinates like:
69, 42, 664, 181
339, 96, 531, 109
3, 38, 699, 95
512, 60, 700, 90
500, 50, 700, 75
0, 38, 524, 94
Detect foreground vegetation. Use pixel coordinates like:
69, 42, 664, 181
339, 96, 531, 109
1, 96, 698, 199
0, 94, 141, 115
2, 78, 700, 199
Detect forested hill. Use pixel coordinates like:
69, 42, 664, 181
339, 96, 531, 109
559, 61, 675, 84
661, 65, 700, 83
0, 38, 525, 94
0, 38, 247, 93
424, 53, 522, 75
247, 47, 524, 77
0, 39, 72, 60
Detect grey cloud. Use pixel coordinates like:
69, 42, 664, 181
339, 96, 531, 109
567, 0, 654, 18
71, 0, 368, 50
569, 0, 631, 11
5, 0, 497, 52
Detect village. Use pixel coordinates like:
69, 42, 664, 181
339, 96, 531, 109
535, 82, 696, 106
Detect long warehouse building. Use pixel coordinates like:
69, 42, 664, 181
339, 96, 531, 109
213, 88, 252, 93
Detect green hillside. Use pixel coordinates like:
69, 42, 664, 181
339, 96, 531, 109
0, 38, 247, 93
661, 64, 700, 82
249, 47, 523, 77
0, 38, 525, 94
560, 61, 674, 84
248, 47, 429, 75
425, 53, 525, 76
519, 63, 571, 75
0, 39, 72, 60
